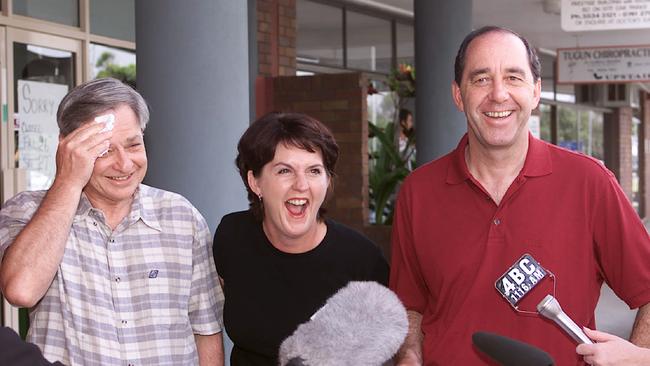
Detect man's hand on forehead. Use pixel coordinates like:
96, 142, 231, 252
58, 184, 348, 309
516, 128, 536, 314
94, 113, 114, 157
94, 113, 115, 132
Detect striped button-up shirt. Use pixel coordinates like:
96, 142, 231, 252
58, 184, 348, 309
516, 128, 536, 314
0, 184, 223, 366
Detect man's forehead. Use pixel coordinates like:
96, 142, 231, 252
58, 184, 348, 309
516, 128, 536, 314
463, 32, 531, 74
125, 134, 143, 141
468, 32, 526, 58
469, 29, 524, 48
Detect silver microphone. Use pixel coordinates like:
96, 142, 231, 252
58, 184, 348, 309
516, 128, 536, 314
537, 294, 593, 344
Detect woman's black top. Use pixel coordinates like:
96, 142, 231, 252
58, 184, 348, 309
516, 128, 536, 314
213, 210, 389, 365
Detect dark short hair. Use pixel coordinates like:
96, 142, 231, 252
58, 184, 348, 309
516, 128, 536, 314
236, 112, 339, 220
454, 26, 541, 85
57, 77, 149, 136
398, 108, 412, 123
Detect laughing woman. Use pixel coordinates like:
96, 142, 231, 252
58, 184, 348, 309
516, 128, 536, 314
213, 112, 389, 365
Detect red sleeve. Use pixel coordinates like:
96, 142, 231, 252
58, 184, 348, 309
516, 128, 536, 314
595, 172, 650, 309
389, 178, 429, 313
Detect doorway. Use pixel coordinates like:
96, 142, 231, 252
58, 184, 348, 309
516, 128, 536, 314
1, 27, 81, 336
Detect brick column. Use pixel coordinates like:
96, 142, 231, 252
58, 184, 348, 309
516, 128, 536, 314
273, 73, 368, 224
604, 106, 634, 200
257, 0, 296, 77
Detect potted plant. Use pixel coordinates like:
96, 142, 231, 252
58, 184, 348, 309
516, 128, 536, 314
368, 63, 416, 225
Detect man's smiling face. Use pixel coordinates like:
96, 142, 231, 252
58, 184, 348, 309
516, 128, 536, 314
452, 31, 541, 150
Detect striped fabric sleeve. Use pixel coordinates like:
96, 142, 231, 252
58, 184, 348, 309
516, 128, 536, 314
0, 191, 43, 263
188, 207, 224, 335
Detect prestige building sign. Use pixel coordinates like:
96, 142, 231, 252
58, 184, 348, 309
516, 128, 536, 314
562, 0, 650, 31
557, 45, 650, 84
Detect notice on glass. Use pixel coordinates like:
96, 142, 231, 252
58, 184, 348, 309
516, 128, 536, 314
17, 80, 68, 190
562, 0, 650, 31
557, 45, 650, 84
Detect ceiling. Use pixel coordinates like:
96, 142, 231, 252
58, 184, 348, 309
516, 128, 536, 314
372, 0, 649, 53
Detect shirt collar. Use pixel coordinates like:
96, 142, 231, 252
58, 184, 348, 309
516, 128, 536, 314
75, 185, 162, 231
76, 193, 94, 217
446, 132, 553, 185
128, 185, 163, 231
520, 133, 553, 178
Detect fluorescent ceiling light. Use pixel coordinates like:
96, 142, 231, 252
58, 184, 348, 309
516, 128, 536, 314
27, 45, 72, 59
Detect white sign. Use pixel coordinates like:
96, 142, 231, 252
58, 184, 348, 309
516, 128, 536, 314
562, 0, 650, 31
557, 45, 650, 84
17, 80, 68, 190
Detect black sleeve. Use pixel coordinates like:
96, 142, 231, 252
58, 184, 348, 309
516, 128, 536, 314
372, 253, 390, 286
336, 222, 390, 286
212, 214, 230, 281
0, 327, 64, 366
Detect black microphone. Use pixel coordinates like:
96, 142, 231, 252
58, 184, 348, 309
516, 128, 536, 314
472, 331, 555, 366
278, 281, 408, 366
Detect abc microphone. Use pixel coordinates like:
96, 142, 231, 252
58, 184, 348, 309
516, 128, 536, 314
536, 294, 593, 344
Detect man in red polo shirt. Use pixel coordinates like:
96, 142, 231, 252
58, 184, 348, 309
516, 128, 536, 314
390, 26, 650, 365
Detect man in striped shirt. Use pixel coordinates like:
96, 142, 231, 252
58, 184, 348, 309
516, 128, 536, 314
0, 78, 224, 366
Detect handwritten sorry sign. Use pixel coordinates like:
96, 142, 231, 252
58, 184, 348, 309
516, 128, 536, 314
17, 80, 68, 190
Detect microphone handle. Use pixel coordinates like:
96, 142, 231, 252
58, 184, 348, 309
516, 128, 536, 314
555, 311, 594, 344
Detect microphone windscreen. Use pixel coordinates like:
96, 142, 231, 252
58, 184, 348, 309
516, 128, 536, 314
279, 281, 408, 366
472, 332, 555, 366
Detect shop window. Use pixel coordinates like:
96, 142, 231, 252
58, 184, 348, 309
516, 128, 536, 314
396, 22, 413, 66
13, 43, 75, 190
367, 83, 397, 225
346, 10, 391, 73
368, 82, 395, 129
539, 104, 552, 142
608, 84, 627, 102
89, 43, 136, 87
90, 0, 135, 42
367, 78, 415, 225
576, 85, 593, 104
632, 117, 641, 213
557, 106, 604, 161
13, 0, 79, 27
14, 43, 75, 105
297, 0, 344, 67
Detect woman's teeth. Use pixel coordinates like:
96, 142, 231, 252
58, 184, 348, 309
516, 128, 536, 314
286, 199, 308, 216
287, 199, 307, 206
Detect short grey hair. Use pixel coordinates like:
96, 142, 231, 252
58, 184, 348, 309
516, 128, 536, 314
56, 77, 150, 136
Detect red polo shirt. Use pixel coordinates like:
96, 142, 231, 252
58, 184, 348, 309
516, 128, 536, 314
390, 134, 650, 365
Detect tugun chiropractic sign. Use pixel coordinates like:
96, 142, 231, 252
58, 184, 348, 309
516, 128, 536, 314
557, 45, 650, 84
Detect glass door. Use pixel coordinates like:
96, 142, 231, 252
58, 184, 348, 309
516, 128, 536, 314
0, 25, 7, 332
1, 27, 81, 335
8, 28, 80, 192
